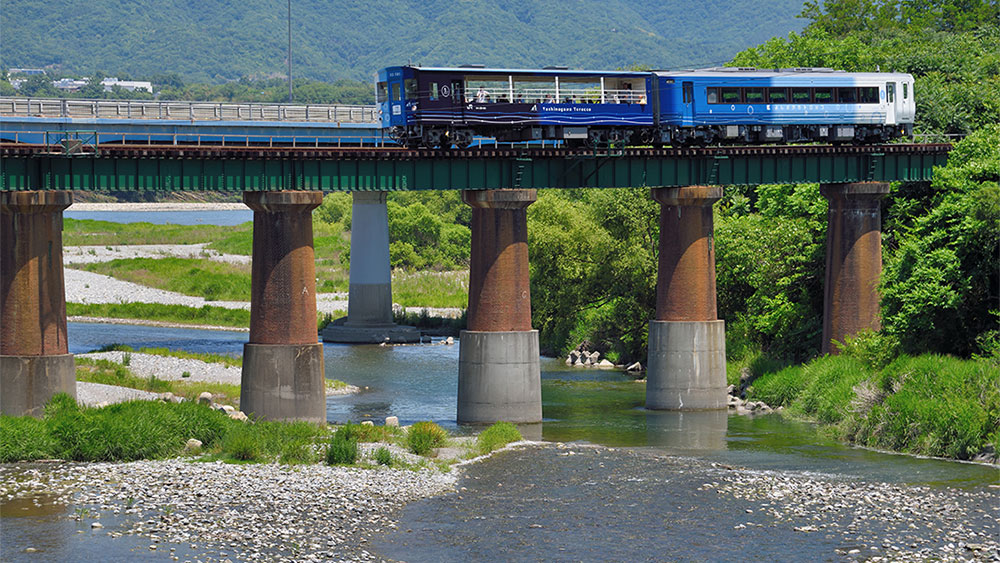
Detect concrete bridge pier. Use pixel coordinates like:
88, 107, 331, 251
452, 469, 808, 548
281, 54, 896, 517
1, 191, 76, 417
457, 189, 542, 424
321, 191, 419, 343
646, 186, 727, 411
241, 191, 326, 423
820, 182, 891, 354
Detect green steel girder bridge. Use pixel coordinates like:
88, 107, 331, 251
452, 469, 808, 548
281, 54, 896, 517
0, 141, 953, 426
1, 143, 950, 191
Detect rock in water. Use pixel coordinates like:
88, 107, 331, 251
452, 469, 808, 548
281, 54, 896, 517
385, 416, 399, 427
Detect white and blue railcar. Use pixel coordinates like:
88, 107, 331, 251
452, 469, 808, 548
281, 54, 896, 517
376, 65, 915, 148
655, 68, 915, 145
377, 65, 654, 148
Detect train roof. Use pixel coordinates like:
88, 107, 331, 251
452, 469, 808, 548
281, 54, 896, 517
394, 65, 650, 77
655, 67, 912, 79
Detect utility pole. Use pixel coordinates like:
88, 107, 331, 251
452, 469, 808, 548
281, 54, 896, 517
287, 0, 292, 103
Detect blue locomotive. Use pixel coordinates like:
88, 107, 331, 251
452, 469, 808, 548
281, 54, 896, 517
376, 65, 915, 148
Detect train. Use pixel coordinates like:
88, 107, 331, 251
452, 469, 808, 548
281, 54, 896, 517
376, 65, 915, 148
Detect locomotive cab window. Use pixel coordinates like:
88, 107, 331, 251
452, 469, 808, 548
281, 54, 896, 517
745, 88, 764, 104
391, 83, 401, 101
768, 88, 788, 103
813, 88, 833, 103
377, 82, 388, 103
791, 88, 811, 103
404, 79, 417, 100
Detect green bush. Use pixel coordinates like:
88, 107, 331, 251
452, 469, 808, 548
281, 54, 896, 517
407, 421, 449, 455
373, 446, 393, 466
326, 425, 359, 465
223, 426, 264, 462
475, 422, 522, 456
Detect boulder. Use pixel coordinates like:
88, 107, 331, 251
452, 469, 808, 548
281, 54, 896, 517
625, 362, 643, 372
597, 359, 615, 368
565, 356, 574, 366
444, 336, 454, 345
160, 392, 175, 403
385, 416, 399, 427
184, 438, 203, 452
361, 420, 375, 426
228, 411, 248, 422
221, 404, 236, 414
197, 392, 213, 405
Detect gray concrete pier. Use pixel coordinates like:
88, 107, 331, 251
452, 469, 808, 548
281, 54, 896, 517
457, 330, 542, 424
322, 191, 419, 344
241, 343, 326, 423
645, 320, 727, 410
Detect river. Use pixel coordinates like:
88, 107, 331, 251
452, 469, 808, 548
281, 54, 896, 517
4, 209, 997, 561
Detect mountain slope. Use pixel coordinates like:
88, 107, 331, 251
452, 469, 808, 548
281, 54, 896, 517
0, 0, 805, 82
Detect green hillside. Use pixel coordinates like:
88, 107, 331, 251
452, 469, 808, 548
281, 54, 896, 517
0, 0, 805, 83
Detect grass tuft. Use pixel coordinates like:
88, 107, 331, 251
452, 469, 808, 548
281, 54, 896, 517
406, 421, 449, 455
475, 422, 522, 456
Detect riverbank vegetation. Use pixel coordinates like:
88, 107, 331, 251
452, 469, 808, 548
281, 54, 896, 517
0, 394, 522, 468
66, 302, 252, 329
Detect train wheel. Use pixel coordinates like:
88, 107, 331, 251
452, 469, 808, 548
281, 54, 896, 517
451, 128, 473, 149
422, 128, 444, 149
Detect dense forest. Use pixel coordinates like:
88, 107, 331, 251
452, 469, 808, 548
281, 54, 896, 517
1, 1, 805, 83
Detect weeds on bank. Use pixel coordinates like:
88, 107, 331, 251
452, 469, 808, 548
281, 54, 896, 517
63, 219, 250, 247
392, 270, 469, 309
738, 332, 1000, 461
81, 257, 251, 301
67, 302, 250, 328
74, 359, 241, 406
92, 344, 242, 368
407, 421, 449, 455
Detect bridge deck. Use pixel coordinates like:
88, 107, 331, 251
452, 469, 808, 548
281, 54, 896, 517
1, 143, 951, 191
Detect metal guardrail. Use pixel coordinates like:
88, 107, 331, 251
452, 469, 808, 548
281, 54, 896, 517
0, 128, 389, 148
0, 97, 379, 123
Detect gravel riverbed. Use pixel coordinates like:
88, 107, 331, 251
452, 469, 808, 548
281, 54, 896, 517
2, 457, 458, 562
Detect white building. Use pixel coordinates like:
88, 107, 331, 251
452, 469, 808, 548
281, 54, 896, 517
100, 78, 152, 93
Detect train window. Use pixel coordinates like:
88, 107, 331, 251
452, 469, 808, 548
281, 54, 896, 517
683, 82, 693, 104
768, 88, 788, 103
745, 88, 764, 103
837, 87, 857, 103
721, 88, 741, 103
903, 82, 908, 99
429, 82, 438, 101
886, 83, 895, 103
707, 87, 719, 104
391, 83, 400, 101
814, 88, 833, 103
859, 87, 879, 103
404, 79, 417, 100
377, 82, 388, 103
791, 88, 811, 103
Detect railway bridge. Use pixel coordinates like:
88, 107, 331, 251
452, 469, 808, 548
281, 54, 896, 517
0, 128, 951, 424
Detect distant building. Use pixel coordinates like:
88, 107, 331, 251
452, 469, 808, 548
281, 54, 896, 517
101, 78, 152, 93
53, 78, 88, 92
8, 68, 46, 76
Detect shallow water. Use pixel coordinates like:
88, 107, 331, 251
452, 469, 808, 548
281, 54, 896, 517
5, 322, 997, 561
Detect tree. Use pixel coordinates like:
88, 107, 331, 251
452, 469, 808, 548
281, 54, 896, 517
880, 125, 1000, 356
